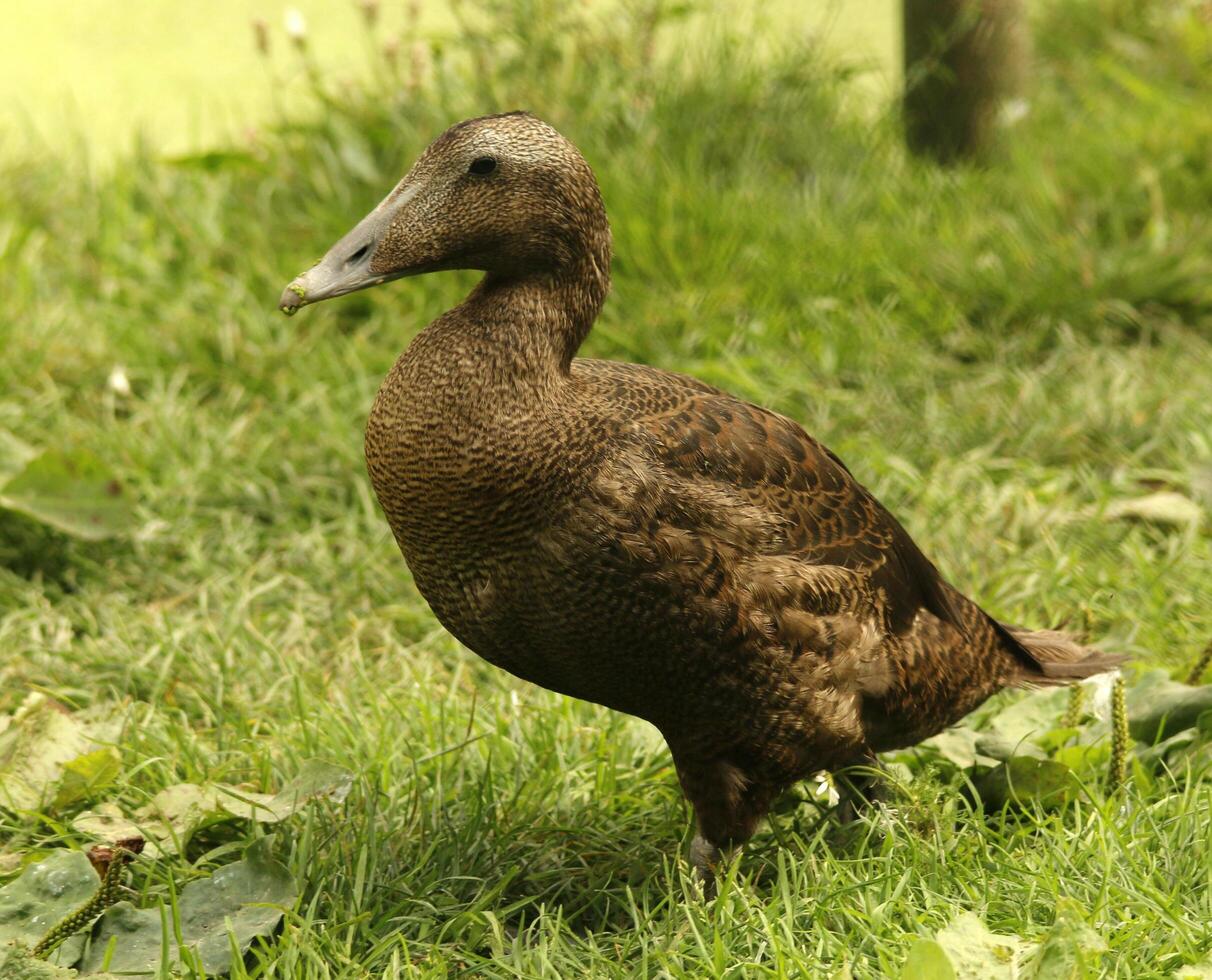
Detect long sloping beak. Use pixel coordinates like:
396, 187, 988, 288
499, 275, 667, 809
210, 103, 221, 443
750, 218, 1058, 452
278, 186, 411, 315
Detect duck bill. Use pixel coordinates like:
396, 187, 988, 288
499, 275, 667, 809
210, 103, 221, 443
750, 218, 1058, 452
278, 185, 416, 316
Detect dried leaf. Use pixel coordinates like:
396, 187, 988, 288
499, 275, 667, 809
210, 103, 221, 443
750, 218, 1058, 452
0, 695, 95, 812
73, 761, 353, 855
1105, 492, 1202, 528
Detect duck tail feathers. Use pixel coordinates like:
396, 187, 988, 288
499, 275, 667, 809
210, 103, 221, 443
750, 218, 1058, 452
1000, 623, 1127, 687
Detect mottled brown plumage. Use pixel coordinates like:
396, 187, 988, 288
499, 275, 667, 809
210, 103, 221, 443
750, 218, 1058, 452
279, 112, 1123, 882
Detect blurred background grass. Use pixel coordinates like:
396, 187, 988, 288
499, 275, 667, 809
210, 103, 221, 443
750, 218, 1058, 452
1, 0, 1210, 975
0, 0, 898, 162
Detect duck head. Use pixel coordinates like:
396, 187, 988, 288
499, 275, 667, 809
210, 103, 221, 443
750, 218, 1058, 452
278, 112, 611, 315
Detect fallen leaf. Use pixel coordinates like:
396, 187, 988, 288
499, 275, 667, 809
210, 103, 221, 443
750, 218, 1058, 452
973, 758, 1079, 811
935, 912, 1034, 980
0, 695, 95, 812
1105, 492, 1202, 528
919, 728, 985, 769
53, 749, 121, 809
73, 761, 354, 854
984, 688, 1071, 745
262, 759, 354, 818
972, 733, 1048, 763
900, 937, 956, 979
78, 837, 297, 976
1127, 670, 1212, 743
0, 449, 136, 541
1031, 899, 1105, 979
1174, 961, 1212, 979
0, 850, 99, 967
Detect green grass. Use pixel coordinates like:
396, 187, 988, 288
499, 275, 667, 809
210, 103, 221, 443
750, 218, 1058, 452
2, 0, 1211, 976
0, 0, 898, 161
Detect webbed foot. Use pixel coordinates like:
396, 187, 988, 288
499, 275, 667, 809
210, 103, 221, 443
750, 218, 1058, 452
834, 759, 888, 825
689, 834, 722, 898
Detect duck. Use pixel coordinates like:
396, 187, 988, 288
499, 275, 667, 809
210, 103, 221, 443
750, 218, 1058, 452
278, 112, 1122, 886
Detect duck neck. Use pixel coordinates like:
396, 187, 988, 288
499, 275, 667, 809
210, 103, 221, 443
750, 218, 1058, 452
460, 242, 610, 377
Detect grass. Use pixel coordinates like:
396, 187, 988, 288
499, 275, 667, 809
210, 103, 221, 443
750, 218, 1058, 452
0, 0, 898, 162
1, 0, 1211, 975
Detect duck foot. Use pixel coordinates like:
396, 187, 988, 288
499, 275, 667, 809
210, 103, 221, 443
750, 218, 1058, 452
834, 760, 888, 825
689, 834, 722, 899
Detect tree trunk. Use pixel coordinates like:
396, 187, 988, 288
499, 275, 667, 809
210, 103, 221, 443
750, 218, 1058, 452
902, 0, 1030, 164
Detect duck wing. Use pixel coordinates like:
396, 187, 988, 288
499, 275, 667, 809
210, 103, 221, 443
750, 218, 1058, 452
622, 390, 965, 637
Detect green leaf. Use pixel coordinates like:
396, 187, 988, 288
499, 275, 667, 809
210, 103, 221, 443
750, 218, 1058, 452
972, 758, 1079, 810
0, 449, 136, 541
919, 728, 985, 768
985, 688, 1071, 746
73, 762, 354, 856
901, 938, 957, 979
0, 695, 96, 812
1134, 729, 1199, 770
78, 837, 297, 976
211, 761, 353, 823
53, 749, 121, 809
1127, 670, 1212, 743
260, 759, 354, 819
1052, 741, 1111, 779
0, 431, 37, 486
973, 734, 1048, 763
0, 941, 77, 979
75, 784, 227, 857
1031, 899, 1105, 979
936, 912, 1034, 980
0, 850, 99, 967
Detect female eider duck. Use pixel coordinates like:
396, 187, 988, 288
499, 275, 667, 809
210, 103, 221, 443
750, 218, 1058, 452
279, 112, 1121, 884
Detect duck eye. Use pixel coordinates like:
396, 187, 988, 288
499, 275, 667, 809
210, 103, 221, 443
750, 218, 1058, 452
469, 156, 497, 176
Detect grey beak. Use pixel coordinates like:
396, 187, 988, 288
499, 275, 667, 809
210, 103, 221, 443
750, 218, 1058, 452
279, 184, 416, 315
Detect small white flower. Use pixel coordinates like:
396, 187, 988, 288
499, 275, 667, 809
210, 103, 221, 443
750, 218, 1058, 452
808, 770, 840, 808
284, 8, 308, 43
107, 365, 131, 397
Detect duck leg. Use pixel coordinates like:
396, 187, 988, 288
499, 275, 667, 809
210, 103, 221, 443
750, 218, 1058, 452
674, 756, 773, 897
833, 755, 887, 825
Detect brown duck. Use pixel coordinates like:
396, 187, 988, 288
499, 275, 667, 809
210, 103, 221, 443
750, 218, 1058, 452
279, 112, 1121, 882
